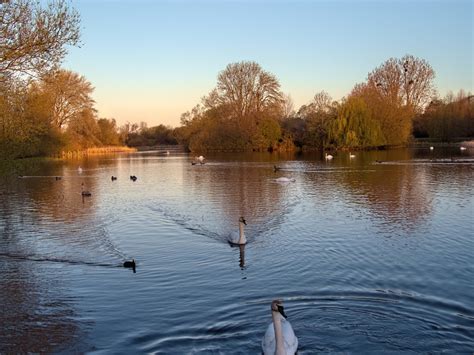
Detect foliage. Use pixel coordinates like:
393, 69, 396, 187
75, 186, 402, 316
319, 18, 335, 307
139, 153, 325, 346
327, 97, 384, 148
125, 124, 177, 147
414, 91, 473, 141
0, 0, 80, 79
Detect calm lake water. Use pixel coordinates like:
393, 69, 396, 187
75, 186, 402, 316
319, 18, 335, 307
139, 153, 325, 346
1, 147, 473, 353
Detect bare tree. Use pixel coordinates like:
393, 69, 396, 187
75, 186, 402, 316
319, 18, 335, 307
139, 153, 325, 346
368, 54, 436, 113
0, 0, 80, 79
214, 61, 283, 120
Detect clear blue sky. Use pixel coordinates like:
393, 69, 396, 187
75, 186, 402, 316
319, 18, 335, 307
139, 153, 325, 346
63, 0, 473, 127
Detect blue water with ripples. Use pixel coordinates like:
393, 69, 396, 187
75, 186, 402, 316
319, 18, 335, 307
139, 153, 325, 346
1, 147, 473, 353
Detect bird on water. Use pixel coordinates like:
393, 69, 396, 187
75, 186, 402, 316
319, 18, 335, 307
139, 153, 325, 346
262, 299, 298, 355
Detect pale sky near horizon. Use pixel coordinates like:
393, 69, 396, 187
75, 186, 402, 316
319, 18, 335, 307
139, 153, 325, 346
63, 0, 473, 128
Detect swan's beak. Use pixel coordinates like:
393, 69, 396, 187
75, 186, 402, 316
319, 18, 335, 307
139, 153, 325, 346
277, 305, 287, 319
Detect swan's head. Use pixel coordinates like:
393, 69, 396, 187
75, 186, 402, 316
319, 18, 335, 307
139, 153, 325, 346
239, 216, 247, 225
271, 299, 287, 319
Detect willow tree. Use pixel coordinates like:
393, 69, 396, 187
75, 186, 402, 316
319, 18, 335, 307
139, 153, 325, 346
0, 0, 80, 79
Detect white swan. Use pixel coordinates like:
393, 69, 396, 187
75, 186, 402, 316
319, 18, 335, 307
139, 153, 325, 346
275, 177, 295, 183
429, 146, 434, 150
197, 155, 205, 162
228, 217, 247, 245
460, 146, 467, 151
349, 152, 356, 158
262, 300, 298, 355
78, 166, 83, 174
325, 153, 333, 160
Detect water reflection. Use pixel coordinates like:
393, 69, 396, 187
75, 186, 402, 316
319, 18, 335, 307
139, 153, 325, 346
0, 148, 472, 353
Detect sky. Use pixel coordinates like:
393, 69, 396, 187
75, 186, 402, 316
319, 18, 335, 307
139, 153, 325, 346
63, 0, 473, 128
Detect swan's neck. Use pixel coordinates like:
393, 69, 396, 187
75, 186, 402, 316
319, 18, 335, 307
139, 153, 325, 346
238, 222, 246, 244
272, 311, 285, 355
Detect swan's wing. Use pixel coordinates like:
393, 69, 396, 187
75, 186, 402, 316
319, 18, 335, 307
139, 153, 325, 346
282, 319, 298, 354
228, 230, 239, 244
261, 322, 276, 355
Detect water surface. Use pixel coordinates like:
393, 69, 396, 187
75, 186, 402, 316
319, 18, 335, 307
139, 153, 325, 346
1, 147, 473, 353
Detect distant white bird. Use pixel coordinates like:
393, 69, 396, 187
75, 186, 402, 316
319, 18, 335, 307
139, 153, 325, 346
262, 300, 298, 355
349, 152, 356, 159
166, 150, 170, 155
197, 155, 205, 162
275, 177, 295, 183
460, 146, 467, 151
78, 166, 83, 174
430, 146, 434, 150
228, 217, 247, 245
325, 153, 333, 161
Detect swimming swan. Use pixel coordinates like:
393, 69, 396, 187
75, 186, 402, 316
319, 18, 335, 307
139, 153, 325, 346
78, 166, 83, 174
262, 300, 298, 355
228, 217, 247, 245
325, 153, 333, 160
349, 152, 356, 158
460, 146, 467, 151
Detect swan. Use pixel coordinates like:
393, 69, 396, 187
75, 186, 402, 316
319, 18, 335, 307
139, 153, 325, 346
262, 300, 298, 355
78, 166, 83, 174
460, 146, 467, 151
81, 183, 91, 197
325, 153, 333, 160
275, 177, 295, 183
228, 217, 247, 245
349, 152, 356, 158
430, 146, 434, 150
197, 155, 205, 162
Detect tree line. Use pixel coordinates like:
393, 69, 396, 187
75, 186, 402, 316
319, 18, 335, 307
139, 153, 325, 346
176, 58, 472, 152
1, 1, 472, 159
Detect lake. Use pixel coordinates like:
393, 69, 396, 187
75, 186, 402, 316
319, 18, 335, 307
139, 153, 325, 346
1, 147, 473, 353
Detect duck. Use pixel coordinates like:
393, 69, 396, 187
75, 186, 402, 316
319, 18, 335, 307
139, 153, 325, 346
130, 175, 137, 181
111, 176, 117, 181
123, 259, 135, 268
325, 153, 333, 161
55, 176, 62, 181
349, 152, 356, 159
81, 183, 91, 197
273, 165, 281, 173
191, 161, 197, 165
228, 217, 247, 245
262, 300, 298, 355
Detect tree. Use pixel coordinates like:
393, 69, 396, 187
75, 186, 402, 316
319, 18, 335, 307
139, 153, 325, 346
368, 54, 436, 113
327, 96, 384, 148
97, 118, 120, 146
32, 69, 95, 129
297, 91, 337, 149
213, 61, 283, 121
0, 0, 80, 79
